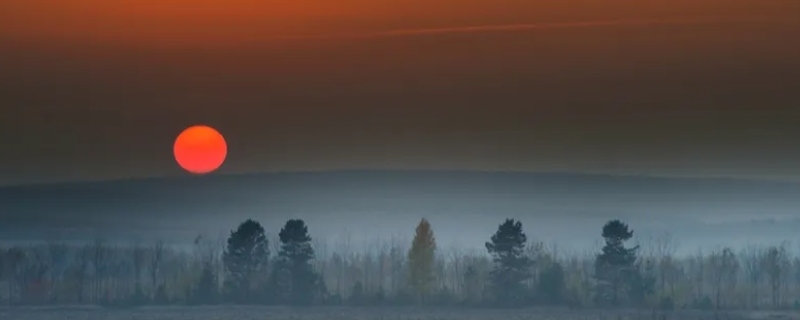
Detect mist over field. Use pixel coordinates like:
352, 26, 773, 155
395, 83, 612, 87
1, 171, 799, 255
5, 172, 800, 319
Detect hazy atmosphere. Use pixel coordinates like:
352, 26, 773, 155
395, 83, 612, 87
1, 0, 800, 319
2, 171, 800, 255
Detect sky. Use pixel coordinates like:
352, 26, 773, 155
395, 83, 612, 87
2, 0, 800, 185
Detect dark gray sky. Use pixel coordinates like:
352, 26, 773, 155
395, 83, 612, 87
2, 0, 800, 185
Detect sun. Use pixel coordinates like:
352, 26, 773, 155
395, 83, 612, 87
173, 125, 227, 174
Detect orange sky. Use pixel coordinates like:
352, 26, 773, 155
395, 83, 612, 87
2, 0, 800, 184
2, 0, 797, 47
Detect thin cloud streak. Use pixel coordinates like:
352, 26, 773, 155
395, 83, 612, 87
269, 16, 774, 41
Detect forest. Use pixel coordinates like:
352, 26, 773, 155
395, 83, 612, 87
0, 217, 798, 312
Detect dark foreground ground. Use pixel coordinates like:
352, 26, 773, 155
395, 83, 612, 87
1, 306, 799, 320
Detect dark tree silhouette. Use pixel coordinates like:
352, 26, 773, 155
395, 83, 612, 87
222, 219, 269, 303
485, 219, 531, 306
594, 219, 639, 307
272, 219, 324, 305
408, 218, 436, 304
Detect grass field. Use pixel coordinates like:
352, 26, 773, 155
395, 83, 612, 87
2, 306, 799, 320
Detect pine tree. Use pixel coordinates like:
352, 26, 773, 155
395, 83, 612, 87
222, 219, 269, 303
485, 218, 531, 306
272, 219, 322, 305
408, 218, 437, 304
594, 219, 639, 307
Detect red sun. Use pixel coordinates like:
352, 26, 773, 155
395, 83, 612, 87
173, 125, 227, 174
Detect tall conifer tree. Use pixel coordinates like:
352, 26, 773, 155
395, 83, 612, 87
408, 218, 437, 304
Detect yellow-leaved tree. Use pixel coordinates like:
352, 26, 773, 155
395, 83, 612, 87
408, 218, 437, 304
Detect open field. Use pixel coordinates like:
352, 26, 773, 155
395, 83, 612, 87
2, 306, 800, 320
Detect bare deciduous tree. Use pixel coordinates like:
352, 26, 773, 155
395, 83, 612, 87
150, 240, 164, 301
763, 243, 789, 308
741, 245, 765, 309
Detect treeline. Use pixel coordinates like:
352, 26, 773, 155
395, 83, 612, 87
0, 217, 799, 310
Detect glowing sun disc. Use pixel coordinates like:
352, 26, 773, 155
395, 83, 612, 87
173, 125, 227, 174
